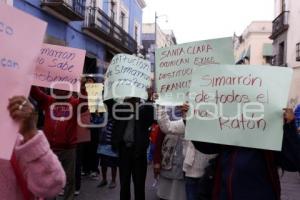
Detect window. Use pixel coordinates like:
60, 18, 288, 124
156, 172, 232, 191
119, 5, 129, 32
134, 26, 138, 41
265, 56, 273, 65
281, 0, 286, 12
296, 43, 300, 61
86, 0, 102, 8
120, 12, 125, 29
111, 2, 116, 20
91, 0, 96, 8
278, 42, 285, 66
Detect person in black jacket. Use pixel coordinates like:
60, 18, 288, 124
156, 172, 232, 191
183, 104, 300, 200
105, 91, 155, 200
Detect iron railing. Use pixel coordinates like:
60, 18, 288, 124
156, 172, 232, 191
42, 0, 85, 19
84, 6, 137, 53
270, 11, 289, 39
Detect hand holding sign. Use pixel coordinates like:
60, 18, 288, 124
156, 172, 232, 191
7, 96, 37, 143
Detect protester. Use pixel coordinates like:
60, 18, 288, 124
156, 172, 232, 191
30, 85, 86, 200
75, 110, 92, 196
97, 114, 118, 189
81, 111, 102, 178
184, 103, 300, 200
82, 77, 102, 178
156, 105, 186, 200
156, 105, 218, 200
0, 96, 66, 200
107, 89, 155, 200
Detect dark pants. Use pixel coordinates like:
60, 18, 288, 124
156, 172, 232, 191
119, 145, 147, 200
185, 177, 211, 200
55, 148, 76, 200
82, 129, 99, 173
75, 144, 84, 191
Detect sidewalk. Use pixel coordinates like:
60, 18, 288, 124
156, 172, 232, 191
281, 171, 300, 200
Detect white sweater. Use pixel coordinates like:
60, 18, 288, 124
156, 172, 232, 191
157, 107, 217, 178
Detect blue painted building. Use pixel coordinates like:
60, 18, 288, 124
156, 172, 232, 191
13, 0, 146, 74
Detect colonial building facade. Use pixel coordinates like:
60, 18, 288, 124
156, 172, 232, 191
271, 0, 300, 68
10, 0, 146, 74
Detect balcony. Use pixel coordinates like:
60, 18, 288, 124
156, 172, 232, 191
41, 0, 84, 22
83, 7, 137, 54
270, 11, 289, 39
297, 43, 300, 62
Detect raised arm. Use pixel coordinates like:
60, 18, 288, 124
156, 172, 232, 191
7, 96, 65, 198
157, 106, 185, 136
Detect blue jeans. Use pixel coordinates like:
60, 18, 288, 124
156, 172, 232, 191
147, 143, 155, 162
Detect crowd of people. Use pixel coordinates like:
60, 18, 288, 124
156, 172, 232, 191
1, 77, 300, 200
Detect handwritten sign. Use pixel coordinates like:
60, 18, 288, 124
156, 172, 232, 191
33, 44, 86, 92
0, 4, 47, 160
85, 83, 106, 113
288, 67, 300, 109
104, 54, 151, 100
185, 65, 293, 151
155, 37, 234, 105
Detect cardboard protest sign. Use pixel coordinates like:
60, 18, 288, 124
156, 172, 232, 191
0, 4, 47, 160
185, 65, 293, 151
104, 54, 151, 100
288, 67, 300, 109
155, 37, 234, 105
33, 44, 86, 92
85, 83, 106, 113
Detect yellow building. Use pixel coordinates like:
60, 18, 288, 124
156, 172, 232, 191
234, 21, 273, 65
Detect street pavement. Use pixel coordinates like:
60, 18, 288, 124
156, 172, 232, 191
70, 166, 158, 200
58, 168, 300, 200
281, 172, 300, 200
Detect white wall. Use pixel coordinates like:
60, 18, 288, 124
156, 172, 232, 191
142, 23, 169, 48
286, 0, 300, 68
234, 21, 272, 65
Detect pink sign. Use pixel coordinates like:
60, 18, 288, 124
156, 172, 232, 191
33, 44, 86, 92
0, 3, 47, 160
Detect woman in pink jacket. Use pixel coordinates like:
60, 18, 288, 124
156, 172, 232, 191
0, 96, 66, 200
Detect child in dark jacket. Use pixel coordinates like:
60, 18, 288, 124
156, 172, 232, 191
191, 108, 300, 200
